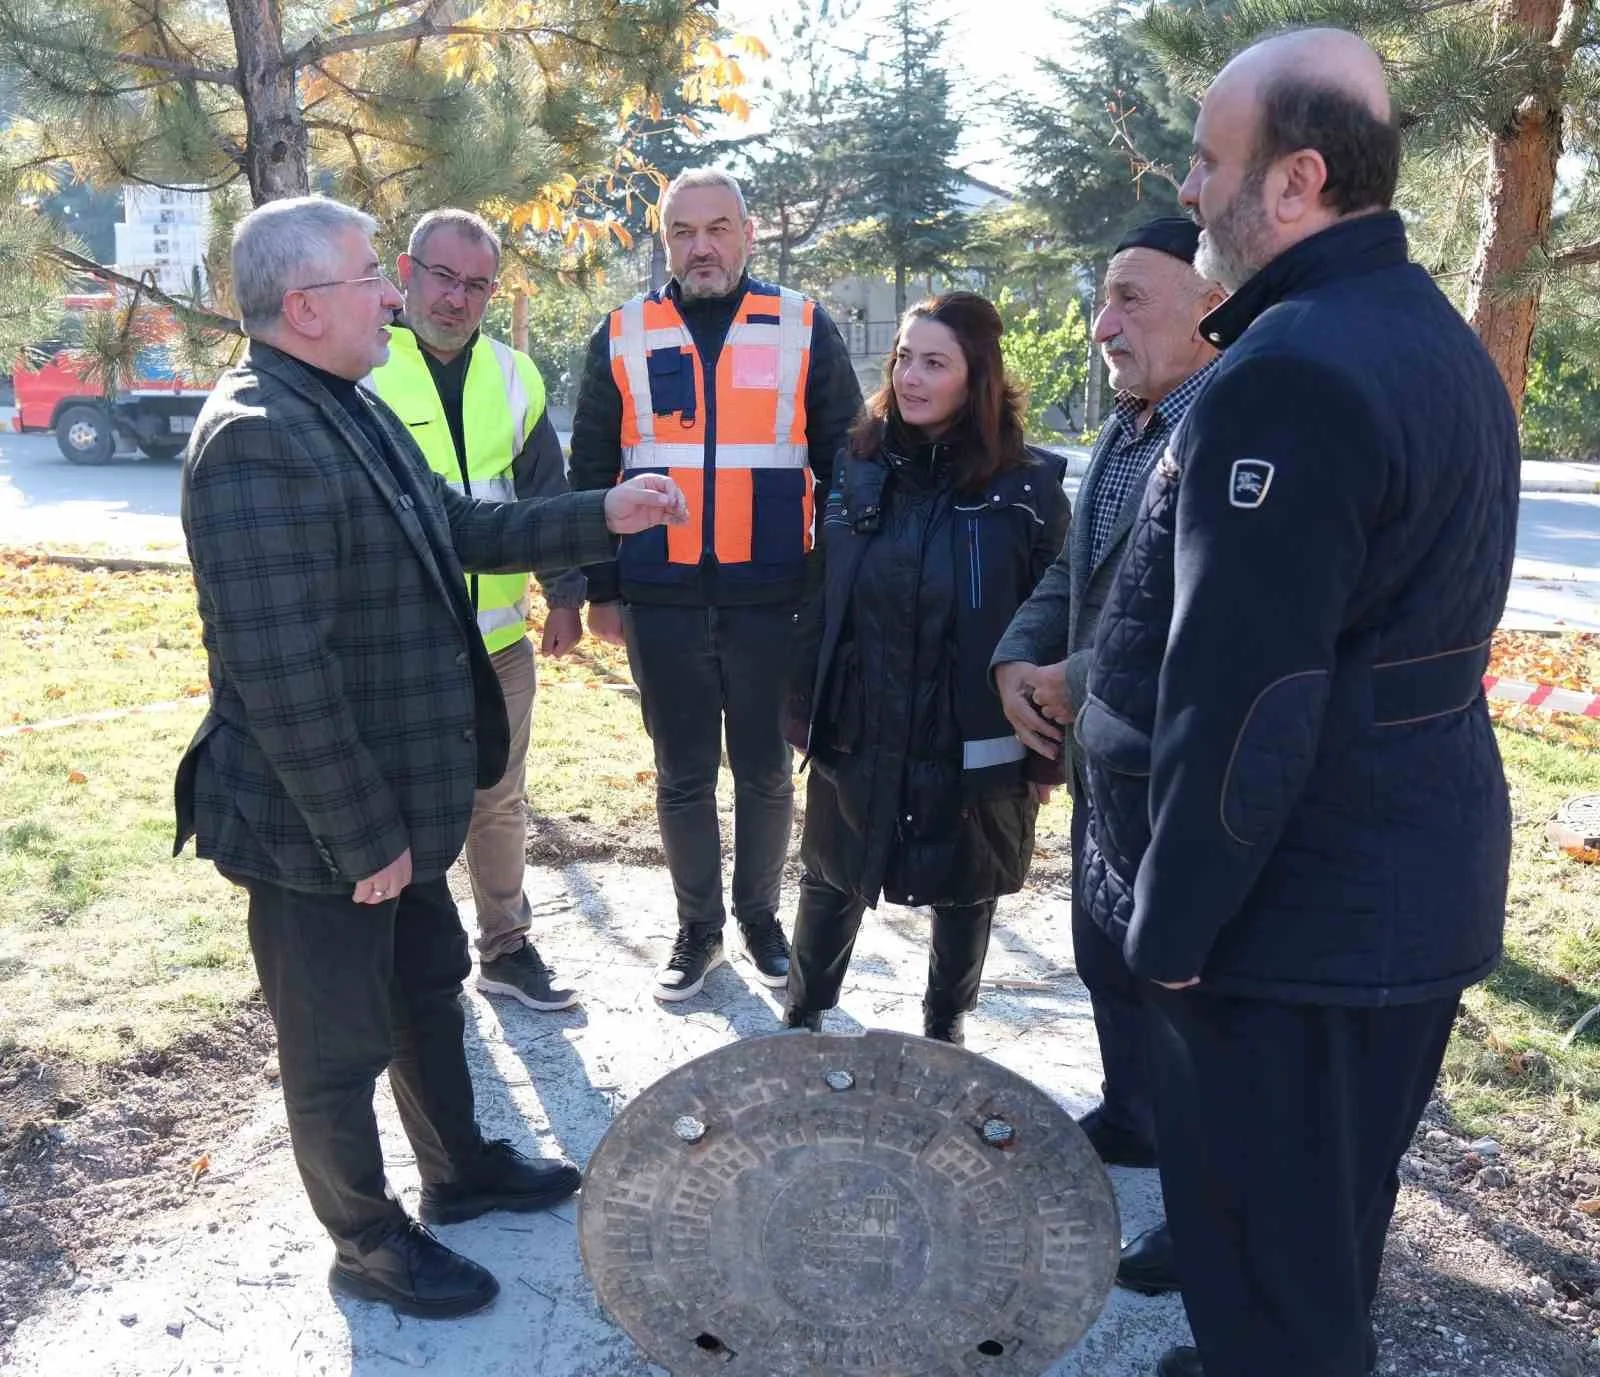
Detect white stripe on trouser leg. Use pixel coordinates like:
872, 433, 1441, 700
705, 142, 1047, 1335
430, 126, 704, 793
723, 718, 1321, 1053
962, 735, 1028, 769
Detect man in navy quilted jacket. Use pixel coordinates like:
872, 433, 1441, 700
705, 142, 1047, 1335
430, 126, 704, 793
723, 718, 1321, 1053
1072, 28, 1521, 1377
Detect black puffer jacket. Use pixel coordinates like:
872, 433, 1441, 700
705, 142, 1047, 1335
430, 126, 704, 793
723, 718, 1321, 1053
792, 431, 1070, 907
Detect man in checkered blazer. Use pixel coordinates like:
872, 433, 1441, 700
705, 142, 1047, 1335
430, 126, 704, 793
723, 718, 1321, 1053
174, 196, 685, 1320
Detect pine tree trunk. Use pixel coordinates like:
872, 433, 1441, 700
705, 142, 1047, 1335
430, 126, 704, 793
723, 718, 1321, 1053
894, 261, 907, 318
650, 236, 668, 291
1085, 263, 1107, 432
511, 289, 529, 355
1463, 0, 1577, 416
226, 0, 310, 203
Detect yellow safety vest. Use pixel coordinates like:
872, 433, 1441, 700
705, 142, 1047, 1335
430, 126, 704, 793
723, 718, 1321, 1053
367, 328, 548, 654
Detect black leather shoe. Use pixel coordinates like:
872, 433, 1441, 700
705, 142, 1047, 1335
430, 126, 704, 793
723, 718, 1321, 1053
1118, 1221, 1180, 1295
922, 1009, 966, 1045
782, 1006, 823, 1031
330, 1217, 499, 1319
419, 1139, 581, 1225
739, 915, 791, 988
1078, 1104, 1159, 1168
1155, 1332, 1378, 1375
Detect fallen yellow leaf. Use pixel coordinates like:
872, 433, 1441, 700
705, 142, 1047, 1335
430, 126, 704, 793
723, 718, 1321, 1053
67, 770, 87, 784
190, 1153, 210, 1184
1577, 1197, 1600, 1215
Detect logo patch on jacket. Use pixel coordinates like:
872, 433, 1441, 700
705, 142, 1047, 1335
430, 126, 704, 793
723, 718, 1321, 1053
1229, 458, 1275, 509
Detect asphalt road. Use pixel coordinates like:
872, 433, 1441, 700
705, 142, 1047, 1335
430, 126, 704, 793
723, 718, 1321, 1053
3, 429, 1598, 631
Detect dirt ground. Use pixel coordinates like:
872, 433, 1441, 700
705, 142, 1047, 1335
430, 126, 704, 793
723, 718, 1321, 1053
1, 856, 1596, 1375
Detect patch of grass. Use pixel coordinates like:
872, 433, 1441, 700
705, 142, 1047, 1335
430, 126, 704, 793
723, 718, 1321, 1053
0, 554, 207, 724
0, 707, 251, 1061
526, 677, 662, 834
1439, 722, 1600, 1150
0, 560, 1592, 1163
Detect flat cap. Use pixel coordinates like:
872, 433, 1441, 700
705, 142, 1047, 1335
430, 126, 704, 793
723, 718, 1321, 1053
1113, 216, 1201, 264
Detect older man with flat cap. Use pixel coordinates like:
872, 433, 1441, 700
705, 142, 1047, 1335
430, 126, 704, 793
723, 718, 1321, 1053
1076, 29, 1520, 1377
993, 214, 1224, 1162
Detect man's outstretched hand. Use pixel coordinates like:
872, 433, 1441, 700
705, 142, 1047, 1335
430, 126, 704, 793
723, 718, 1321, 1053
604, 474, 689, 533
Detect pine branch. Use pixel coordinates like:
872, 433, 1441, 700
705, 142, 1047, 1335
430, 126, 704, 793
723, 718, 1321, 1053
1555, 238, 1600, 268
1107, 99, 1186, 195
44, 246, 242, 335
93, 130, 241, 194
304, 118, 427, 152
329, 0, 423, 30
126, 0, 218, 76
112, 49, 235, 84
288, 18, 634, 68
1555, 0, 1590, 60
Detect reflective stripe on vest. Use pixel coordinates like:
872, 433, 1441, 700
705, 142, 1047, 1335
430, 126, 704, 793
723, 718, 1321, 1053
607, 284, 814, 567
364, 331, 544, 650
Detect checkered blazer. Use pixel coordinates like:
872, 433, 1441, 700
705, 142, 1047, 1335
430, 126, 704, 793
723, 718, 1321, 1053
174, 342, 614, 893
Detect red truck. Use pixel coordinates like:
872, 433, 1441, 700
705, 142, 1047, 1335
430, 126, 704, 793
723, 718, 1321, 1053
2, 293, 210, 463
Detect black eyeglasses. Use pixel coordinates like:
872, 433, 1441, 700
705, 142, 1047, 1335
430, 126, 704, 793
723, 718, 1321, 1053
412, 259, 495, 301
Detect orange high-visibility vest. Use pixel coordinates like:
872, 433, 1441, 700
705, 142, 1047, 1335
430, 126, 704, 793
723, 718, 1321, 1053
607, 282, 815, 570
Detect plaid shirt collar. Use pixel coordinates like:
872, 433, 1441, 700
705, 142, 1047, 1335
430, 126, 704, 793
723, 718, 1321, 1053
1107, 358, 1219, 447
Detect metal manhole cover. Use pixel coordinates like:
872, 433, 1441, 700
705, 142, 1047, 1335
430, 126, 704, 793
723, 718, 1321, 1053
578, 1029, 1119, 1376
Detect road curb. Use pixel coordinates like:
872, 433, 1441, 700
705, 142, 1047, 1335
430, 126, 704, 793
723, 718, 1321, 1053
1522, 475, 1600, 494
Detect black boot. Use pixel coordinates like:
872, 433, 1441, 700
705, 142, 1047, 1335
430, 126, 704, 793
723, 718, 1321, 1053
922, 901, 995, 1047
783, 873, 867, 1028
418, 1138, 581, 1225
922, 1007, 966, 1045
1117, 1221, 1180, 1295
329, 1217, 499, 1319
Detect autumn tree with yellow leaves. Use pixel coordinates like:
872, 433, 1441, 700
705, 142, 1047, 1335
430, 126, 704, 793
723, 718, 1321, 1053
0, 0, 762, 366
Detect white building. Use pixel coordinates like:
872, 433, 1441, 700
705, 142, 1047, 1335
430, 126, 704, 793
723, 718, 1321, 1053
113, 187, 210, 295
824, 175, 1019, 390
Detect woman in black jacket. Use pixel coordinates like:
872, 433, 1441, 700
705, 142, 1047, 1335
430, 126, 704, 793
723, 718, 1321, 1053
783, 291, 1070, 1044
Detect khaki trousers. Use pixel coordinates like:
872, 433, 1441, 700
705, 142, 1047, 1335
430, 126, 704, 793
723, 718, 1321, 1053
464, 635, 536, 959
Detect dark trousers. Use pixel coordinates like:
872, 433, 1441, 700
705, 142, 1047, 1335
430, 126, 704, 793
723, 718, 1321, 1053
1148, 987, 1459, 1377
244, 875, 483, 1253
785, 872, 995, 1022
623, 602, 796, 933
1071, 790, 1156, 1144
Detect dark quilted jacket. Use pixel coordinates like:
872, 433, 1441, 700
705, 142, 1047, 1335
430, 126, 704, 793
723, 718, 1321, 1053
1076, 213, 1520, 1005
794, 434, 1070, 907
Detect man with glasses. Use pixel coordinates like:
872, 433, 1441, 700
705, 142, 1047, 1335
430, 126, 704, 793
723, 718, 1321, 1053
175, 195, 686, 1319
365, 208, 583, 1014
